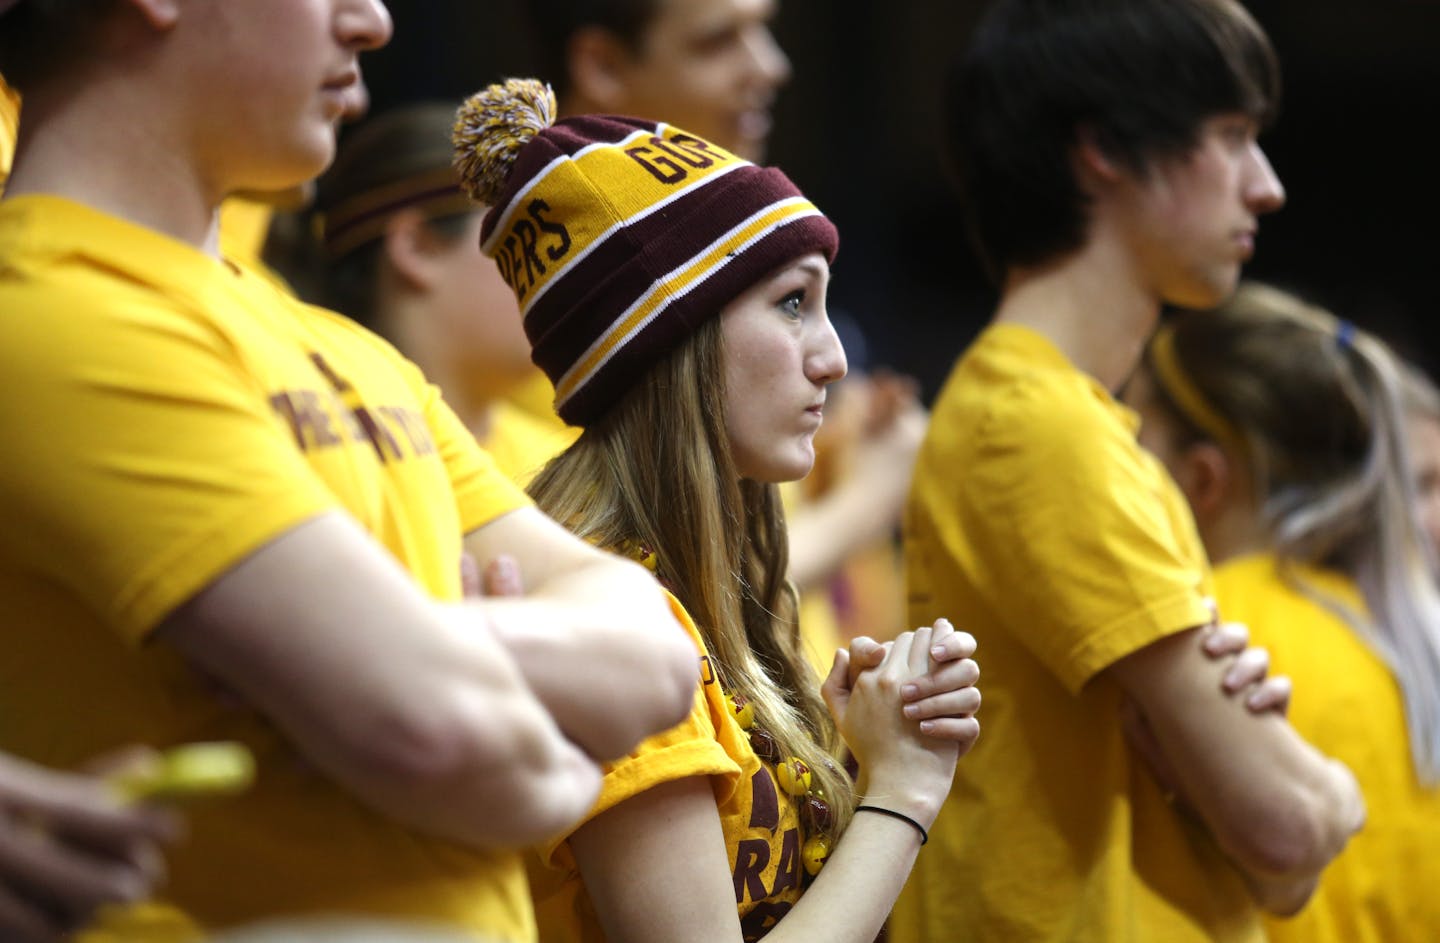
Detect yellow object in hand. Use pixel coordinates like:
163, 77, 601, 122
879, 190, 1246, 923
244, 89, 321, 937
112, 742, 255, 803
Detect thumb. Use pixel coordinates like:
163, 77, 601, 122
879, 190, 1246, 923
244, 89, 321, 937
846, 636, 887, 686
821, 648, 852, 717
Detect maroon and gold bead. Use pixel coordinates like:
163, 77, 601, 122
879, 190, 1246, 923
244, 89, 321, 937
802, 834, 832, 876
748, 728, 780, 764
802, 794, 833, 832
776, 756, 812, 796
726, 693, 755, 731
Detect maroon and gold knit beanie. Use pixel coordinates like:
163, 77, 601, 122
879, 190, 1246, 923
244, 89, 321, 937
452, 78, 839, 427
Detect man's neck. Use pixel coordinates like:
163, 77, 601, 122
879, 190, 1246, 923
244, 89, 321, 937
993, 235, 1162, 393
4, 81, 220, 253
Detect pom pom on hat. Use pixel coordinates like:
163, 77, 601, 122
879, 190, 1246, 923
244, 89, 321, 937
452, 78, 558, 206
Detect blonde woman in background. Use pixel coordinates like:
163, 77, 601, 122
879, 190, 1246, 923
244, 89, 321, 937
1126, 282, 1440, 941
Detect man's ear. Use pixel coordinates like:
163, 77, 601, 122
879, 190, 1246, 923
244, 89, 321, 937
126, 0, 180, 30
1072, 125, 1126, 189
568, 26, 635, 111
382, 208, 443, 292
1174, 441, 1235, 523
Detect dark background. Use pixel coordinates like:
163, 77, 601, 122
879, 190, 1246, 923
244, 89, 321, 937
361, 0, 1440, 399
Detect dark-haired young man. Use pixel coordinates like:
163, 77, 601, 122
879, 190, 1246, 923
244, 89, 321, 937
891, 1, 1365, 941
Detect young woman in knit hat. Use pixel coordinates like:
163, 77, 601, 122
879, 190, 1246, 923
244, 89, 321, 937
520, 0, 930, 684
452, 78, 981, 942
1124, 283, 1440, 942
0, 3, 700, 939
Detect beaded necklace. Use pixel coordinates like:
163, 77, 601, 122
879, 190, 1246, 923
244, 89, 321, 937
725, 692, 835, 882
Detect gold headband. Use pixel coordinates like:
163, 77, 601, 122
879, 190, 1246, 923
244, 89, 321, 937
321, 166, 478, 260
1148, 325, 1246, 456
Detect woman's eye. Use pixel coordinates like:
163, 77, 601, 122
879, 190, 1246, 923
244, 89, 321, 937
779, 289, 805, 318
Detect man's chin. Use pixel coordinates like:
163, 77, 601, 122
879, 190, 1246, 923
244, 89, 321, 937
1166, 272, 1240, 312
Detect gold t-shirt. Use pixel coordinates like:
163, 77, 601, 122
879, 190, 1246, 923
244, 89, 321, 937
483, 399, 578, 486
0, 195, 536, 941
1216, 554, 1440, 943
891, 324, 1259, 943
532, 593, 808, 942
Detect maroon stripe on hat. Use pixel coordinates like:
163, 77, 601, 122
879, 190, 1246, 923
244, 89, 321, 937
545, 115, 659, 157
526, 246, 682, 384
549, 214, 840, 425
479, 115, 659, 247
524, 166, 810, 367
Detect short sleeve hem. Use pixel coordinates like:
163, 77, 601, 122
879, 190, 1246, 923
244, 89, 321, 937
1062, 590, 1213, 693
540, 738, 738, 871
113, 490, 336, 644
455, 482, 531, 536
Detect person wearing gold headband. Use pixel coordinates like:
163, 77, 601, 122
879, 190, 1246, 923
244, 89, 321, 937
1125, 282, 1440, 943
311, 102, 576, 484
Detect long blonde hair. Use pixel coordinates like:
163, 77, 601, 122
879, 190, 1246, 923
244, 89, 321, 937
527, 316, 856, 835
1148, 282, 1440, 782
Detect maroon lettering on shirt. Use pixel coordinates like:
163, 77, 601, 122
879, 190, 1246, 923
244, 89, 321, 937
269, 390, 341, 451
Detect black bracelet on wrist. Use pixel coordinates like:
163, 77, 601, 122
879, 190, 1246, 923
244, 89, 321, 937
854, 804, 929, 845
